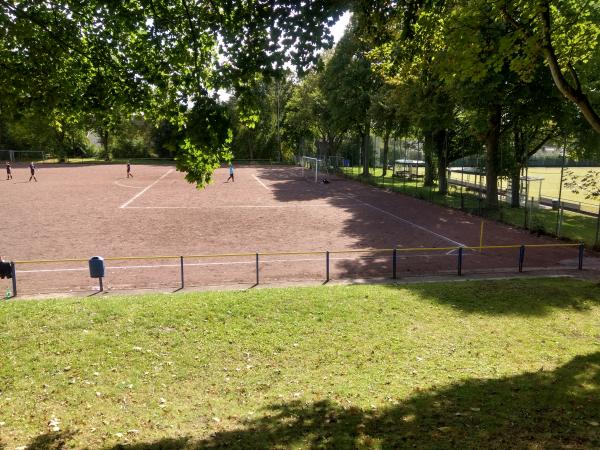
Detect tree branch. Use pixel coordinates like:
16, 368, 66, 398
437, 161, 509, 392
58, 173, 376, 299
567, 61, 582, 92
501, 1, 600, 134
180, 0, 205, 94
537, 0, 600, 133
526, 129, 556, 159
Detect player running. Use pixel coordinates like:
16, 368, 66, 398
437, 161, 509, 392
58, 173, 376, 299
6, 162, 12, 180
126, 161, 133, 178
226, 162, 234, 182
28, 162, 37, 182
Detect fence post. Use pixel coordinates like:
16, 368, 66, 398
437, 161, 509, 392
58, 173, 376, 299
325, 251, 330, 283
557, 203, 564, 237
392, 248, 397, 279
578, 243, 584, 270
595, 204, 600, 248
529, 196, 535, 229
180, 256, 184, 289
10, 262, 16, 297
518, 245, 526, 273
457, 247, 463, 276
255, 252, 259, 285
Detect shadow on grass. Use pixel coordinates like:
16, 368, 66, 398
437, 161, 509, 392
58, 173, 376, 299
23, 352, 600, 449
400, 278, 600, 316
18, 430, 76, 450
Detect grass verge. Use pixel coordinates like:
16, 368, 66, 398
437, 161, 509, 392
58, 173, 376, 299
1, 279, 600, 449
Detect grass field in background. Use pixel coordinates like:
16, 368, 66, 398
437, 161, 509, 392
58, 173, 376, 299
1, 279, 600, 449
342, 166, 599, 209
341, 168, 600, 248
527, 167, 600, 211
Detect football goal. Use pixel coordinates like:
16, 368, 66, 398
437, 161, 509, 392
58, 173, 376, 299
300, 156, 327, 182
0, 149, 47, 163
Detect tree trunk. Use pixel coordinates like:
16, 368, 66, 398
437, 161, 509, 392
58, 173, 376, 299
510, 169, 521, 207
511, 127, 523, 208
362, 120, 371, 176
423, 132, 435, 186
485, 105, 501, 209
435, 129, 448, 195
100, 129, 110, 161
382, 129, 391, 177
538, 2, 600, 134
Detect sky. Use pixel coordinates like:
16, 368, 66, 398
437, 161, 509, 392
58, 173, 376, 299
331, 11, 351, 44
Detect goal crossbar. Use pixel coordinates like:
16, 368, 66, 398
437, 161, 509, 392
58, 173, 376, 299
0, 149, 46, 162
300, 156, 325, 183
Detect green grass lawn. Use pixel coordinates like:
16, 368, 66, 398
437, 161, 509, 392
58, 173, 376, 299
527, 167, 600, 212
1, 279, 600, 449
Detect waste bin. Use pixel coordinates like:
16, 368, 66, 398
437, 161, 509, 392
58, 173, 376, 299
89, 256, 105, 278
552, 200, 560, 211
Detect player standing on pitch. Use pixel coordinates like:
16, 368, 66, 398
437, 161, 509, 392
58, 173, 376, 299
127, 161, 133, 178
28, 162, 37, 182
226, 162, 234, 182
6, 162, 12, 180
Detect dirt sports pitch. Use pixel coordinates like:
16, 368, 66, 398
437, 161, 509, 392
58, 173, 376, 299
0, 163, 589, 295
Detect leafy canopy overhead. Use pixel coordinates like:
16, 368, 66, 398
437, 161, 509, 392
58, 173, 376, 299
0, 0, 344, 185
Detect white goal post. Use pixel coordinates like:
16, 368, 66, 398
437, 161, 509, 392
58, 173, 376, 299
300, 156, 327, 182
0, 149, 47, 162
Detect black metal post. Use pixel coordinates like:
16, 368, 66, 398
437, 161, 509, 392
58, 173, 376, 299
326, 251, 330, 282
457, 247, 463, 276
578, 243, 584, 270
256, 252, 259, 285
10, 262, 16, 297
518, 245, 525, 273
556, 136, 567, 236
595, 204, 600, 248
99, 277, 103, 292
180, 256, 184, 289
392, 248, 397, 279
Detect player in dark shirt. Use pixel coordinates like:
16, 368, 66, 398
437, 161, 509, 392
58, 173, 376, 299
6, 162, 12, 180
28, 162, 37, 182
127, 161, 133, 178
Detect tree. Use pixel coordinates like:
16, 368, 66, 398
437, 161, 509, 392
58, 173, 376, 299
371, 83, 409, 176
499, 0, 600, 134
0, 0, 345, 185
321, 23, 381, 175
285, 70, 347, 159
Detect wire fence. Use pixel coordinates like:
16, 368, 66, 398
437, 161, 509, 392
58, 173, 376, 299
337, 165, 600, 250
2, 243, 586, 298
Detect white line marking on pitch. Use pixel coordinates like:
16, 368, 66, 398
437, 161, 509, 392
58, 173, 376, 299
16, 254, 452, 274
120, 168, 174, 209
345, 195, 466, 250
253, 175, 271, 190
124, 203, 356, 209
114, 180, 146, 189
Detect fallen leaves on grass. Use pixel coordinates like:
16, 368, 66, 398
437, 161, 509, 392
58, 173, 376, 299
48, 416, 60, 432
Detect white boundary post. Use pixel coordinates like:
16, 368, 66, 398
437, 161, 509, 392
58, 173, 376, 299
301, 156, 321, 183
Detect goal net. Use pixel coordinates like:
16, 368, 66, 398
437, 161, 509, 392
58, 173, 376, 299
300, 156, 328, 182
0, 149, 47, 163
326, 156, 345, 172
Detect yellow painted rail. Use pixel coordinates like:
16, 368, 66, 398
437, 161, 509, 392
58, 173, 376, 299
5, 241, 584, 298
14, 242, 582, 265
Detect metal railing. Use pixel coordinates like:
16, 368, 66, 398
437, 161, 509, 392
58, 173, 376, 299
3, 243, 586, 298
